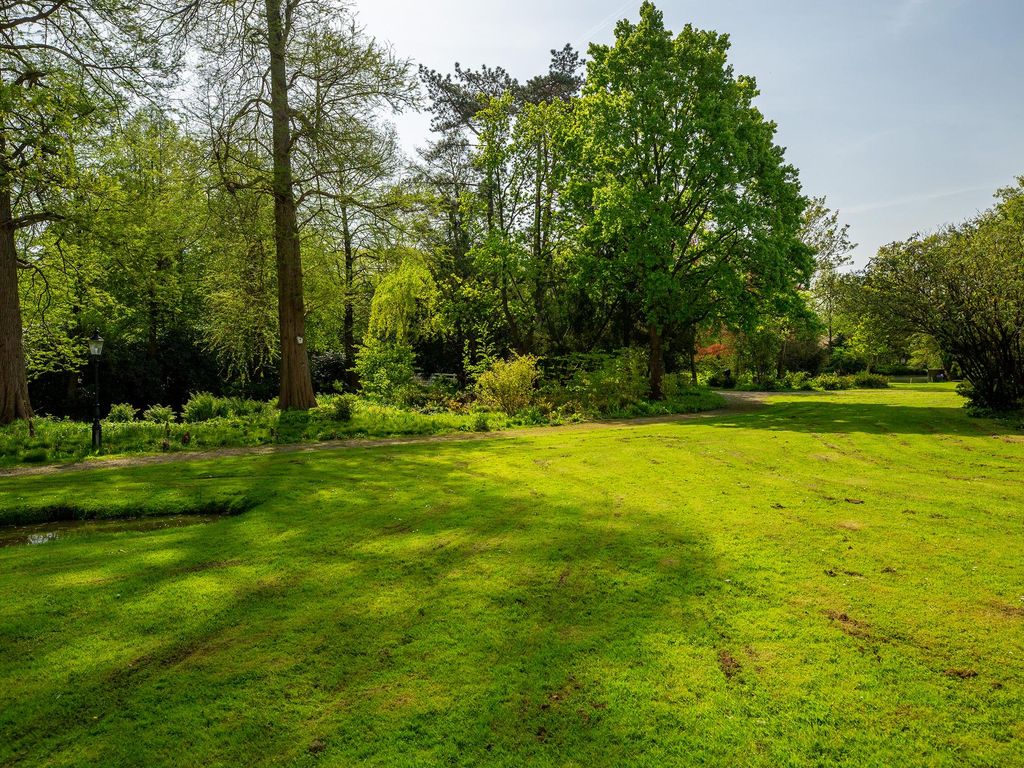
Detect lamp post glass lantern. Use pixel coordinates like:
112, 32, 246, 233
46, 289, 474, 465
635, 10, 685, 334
89, 331, 103, 451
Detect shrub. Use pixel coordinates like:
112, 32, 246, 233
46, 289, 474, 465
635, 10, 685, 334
226, 397, 272, 418
734, 371, 757, 391
476, 354, 540, 416
553, 349, 648, 415
182, 392, 230, 423
811, 373, 854, 391
355, 339, 416, 405
105, 403, 138, 422
853, 372, 890, 389
142, 404, 176, 424
472, 412, 490, 432
784, 371, 814, 391
324, 394, 355, 422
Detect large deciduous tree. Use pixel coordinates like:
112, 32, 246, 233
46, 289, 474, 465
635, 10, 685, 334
864, 180, 1024, 411
193, 0, 414, 409
0, 1, 176, 423
574, 2, 810, 397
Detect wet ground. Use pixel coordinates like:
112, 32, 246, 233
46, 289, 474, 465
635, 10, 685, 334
0, 514, 224, 547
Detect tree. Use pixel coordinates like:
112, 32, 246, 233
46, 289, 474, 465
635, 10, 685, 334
0, 1, 179, 423
575, 2, 810, 397
20, 109, 213, 411
863, 179, 1024, 410
803, 196, 855, 348
192, 0, 414, 409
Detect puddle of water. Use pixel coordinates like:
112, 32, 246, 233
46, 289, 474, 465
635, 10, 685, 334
0, 515, 223, 548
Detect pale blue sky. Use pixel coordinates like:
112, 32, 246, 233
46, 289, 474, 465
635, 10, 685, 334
355, 0, 1024, 265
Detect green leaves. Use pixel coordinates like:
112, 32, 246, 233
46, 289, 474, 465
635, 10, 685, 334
574, 2, 809, 348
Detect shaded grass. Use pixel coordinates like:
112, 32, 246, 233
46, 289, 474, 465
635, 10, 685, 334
0, 384, 1022, 766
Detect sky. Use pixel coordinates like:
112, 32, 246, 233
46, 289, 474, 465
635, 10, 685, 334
353, 0, 1024, 266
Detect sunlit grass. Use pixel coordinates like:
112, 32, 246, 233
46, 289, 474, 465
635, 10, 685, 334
0, 384, 1022, 766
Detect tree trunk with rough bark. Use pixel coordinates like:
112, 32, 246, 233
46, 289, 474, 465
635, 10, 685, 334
0, 183, 33, 424
265, 0, 316, 410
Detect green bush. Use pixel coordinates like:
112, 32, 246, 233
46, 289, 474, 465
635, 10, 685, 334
142, 404, 176, 424
182, 392, 231, 423
317, 394, 355, 422
553, 349, 648, 415
19, 447, 49, 463
856, 372, 889, 388
355, 339, 416, 405
476, 354, 541, 416
811, 373, 855, 391
784, 371, 814, 391
853, 372, 890, 389
226, 397, 273, 418
472, 412, 491, 432
105, 403, 138, 423
734, 371, 757, 391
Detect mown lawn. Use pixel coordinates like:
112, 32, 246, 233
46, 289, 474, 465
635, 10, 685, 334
1, 384, 1022, 767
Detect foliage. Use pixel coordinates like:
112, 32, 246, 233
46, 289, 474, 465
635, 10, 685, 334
476, 355, 541, 416
142, 405, 177, 424
549, 349, 649, 415
863, 180, 1024, 411
783, 371, 814, 391
105, 403, 139, 423
316, 394, 356, 423
574, 2, 811, 396
182, 393, 231, 423
811, 373, 854, 391
354, 339, 416, 405
853, 372, 890, 389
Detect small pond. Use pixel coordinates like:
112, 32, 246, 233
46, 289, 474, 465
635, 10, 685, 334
0, 515, 224, 548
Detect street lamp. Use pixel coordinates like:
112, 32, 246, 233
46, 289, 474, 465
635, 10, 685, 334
88, 330, 104, 451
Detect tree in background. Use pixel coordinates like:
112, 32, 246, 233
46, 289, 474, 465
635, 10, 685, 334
0, 1, 181, 423
192, 0, 415, 409
863, 179, 1024, 410
575, 2, 810, 397
802, 196, 856, 349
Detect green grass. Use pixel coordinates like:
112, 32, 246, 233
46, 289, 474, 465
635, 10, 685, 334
1, 384, 1022, 766
0, 388, 725, 469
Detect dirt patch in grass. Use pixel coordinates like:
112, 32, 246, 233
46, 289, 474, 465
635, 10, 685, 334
837, 520, 863, 531
826, 610, 872, 639
986, 601, 1024, 618
718, 650, 741, 679
944, 668, 979, 679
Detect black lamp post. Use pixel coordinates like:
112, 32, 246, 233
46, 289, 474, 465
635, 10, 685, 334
88, 330, 104, 451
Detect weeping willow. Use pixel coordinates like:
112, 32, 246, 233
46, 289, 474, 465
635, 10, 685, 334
367, 250, 437, 341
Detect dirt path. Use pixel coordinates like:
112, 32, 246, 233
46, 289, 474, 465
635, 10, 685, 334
0, 391, 768, 479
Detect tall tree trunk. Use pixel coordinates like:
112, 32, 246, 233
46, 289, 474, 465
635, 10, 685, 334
341, 205, 356, 391
265, 0, 316, 410
0, 183, 33, 424
648, 323, 665, 400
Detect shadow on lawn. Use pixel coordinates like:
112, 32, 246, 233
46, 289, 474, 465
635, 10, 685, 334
707, 399, 1012, 437
2, 443, 723, 765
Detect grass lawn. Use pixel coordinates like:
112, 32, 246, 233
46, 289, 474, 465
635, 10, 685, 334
1, 384, 1022, 766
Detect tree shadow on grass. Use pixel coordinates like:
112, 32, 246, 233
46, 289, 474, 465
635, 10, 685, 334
0, 442, 730, 766
705, 399, 1015, 437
